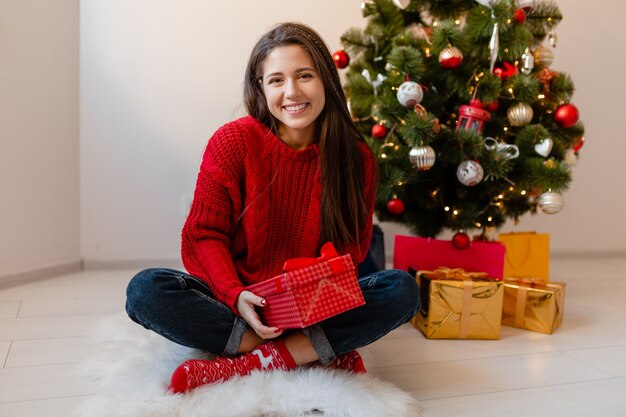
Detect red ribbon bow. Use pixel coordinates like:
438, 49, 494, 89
283, 242, 339, 271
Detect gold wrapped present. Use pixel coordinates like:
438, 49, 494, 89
502, 277, 566, 334
411, 267, 504, 339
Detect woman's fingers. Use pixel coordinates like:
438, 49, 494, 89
236, 290, 283, 338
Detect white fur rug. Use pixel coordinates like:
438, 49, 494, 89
75, 313, 421, 417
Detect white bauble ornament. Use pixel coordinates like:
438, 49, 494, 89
538, 191, 564, 214
457, 160, 484, 186
409, 145, 436, 170
393, 0, 411, 9
534, 138, 553, 157
507, 102, 534, 126
396, 81, 424, 107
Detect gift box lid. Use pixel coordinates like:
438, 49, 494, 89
248, 243, 355, 297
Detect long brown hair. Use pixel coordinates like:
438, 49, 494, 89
243, 22, 370, 250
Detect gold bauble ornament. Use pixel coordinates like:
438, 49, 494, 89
507, 102, 534, 126
533, 45, 554, 68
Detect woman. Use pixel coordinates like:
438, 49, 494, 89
125, 22, 420, 394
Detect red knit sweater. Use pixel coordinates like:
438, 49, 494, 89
181, 116, 377, 314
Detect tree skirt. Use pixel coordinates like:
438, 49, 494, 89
75, 313, 421, 417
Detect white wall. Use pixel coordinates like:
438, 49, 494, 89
0, 0, 80, 281
79, 0, 626, 265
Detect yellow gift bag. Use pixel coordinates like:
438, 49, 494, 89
498, 232, 549, 280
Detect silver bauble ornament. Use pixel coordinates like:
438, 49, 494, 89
538, 191, 564, 214
396, 81, 424, 107
520, 47, 534, 74
549, 28, 558, 47
507, 102, 534, 126
533, 46, 554, 68
457, 160, 484, 186
409, 145, 436, 170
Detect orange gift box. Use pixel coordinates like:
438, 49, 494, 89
246, 243, 365, 329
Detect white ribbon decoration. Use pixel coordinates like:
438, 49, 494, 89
484, 137, 520, 160
362, 69, 388, 96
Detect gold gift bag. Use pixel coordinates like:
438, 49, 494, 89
498, 232, 550, 280
412, 268, 504, 339
502, 278, 566, 334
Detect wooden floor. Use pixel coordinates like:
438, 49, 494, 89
1, 257, 625, 416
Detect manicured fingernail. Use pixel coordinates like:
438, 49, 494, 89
274, 328, 282, 333
260, 299, 267, 306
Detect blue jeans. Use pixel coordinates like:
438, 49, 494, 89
125, 268, 420, 364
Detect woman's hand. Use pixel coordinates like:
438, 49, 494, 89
236, 290, 284, 339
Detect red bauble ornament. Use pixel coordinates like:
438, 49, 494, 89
438, 46, 463, 69
486, 100, 499, 111
493, 62, 518, 80
387, 198, 405, 215
513, 8, 526, 23
371, 124, 388, 139
452, 232, 471, 250
332, 50, 350, 69
573, 136, 585, 153
554, 103, 580, 128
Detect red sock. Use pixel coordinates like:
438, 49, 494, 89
169, 339, 297, 393
324, 350, 366, 374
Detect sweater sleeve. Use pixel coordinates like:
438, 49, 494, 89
346, 143, 378, 265
181, 123, 247, 315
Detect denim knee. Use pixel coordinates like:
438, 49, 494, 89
386, 269, 421, 321
125, 268, 170, 320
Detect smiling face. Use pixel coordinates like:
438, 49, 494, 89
260, 44, 326, 150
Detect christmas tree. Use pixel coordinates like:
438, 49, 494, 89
336, 0, 584, 239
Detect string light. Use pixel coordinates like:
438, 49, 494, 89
381, 154, 388, 159
455, 19, 461, 25
487, 216, 493, 222
444, 206, 450, 212
538, 94, 546, 99
452, 210, 459, 216
521, 190, 527, 195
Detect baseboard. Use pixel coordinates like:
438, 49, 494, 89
550, 250, 626, 259
83, 258, 184, 271
0, 259, 83, 289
